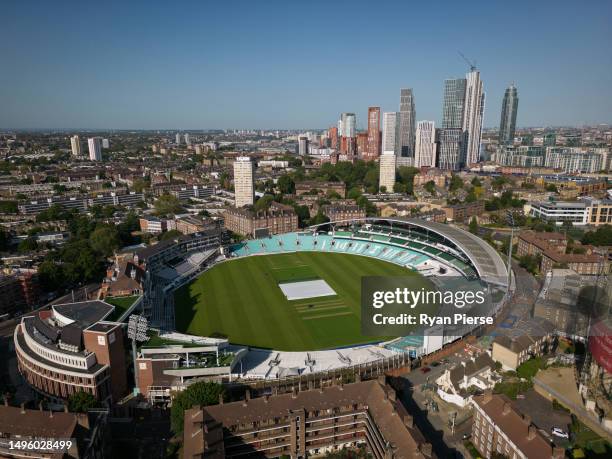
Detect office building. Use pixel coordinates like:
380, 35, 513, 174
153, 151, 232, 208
398, 88, 416, 157
437, 128, 463, 170
442, 78, 466, 129
462, 69, 485, 165
87, 137, 102, 161
366, 106, 381, 160
298, 136, 309, 156
528, 201, 589, 225
499, 84, 518, 145
414, 121, 436, 168
233, 156, 254, 208
14, 301, 128, 403
183, 379, 436, 459
70, 135, 81, 156
382, 112, 399, 155
379, 153, 396, 192
471, 392, 564, 459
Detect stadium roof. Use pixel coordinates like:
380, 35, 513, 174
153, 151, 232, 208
310, 217, 508, 287
400, 218, 508, 286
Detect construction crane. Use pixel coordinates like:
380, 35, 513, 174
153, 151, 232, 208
458, 51, 477, 71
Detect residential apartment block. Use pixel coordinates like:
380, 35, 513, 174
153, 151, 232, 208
472, 393, 564, 459
183, 379, 436, 459
223, 202, 298, 237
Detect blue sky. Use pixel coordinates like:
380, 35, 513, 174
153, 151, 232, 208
1, 0, 611, 130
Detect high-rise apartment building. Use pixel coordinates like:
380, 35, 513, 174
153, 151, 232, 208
414, 121, 437, 168
442, 78, 467, 129
437, 128, 463, 171
87, 137, 102, 161
382, 112, 399, 155
102, 138, 110, 149
462, 69, 485, 165
379, 152, 396, 192
184, 133, 191, 145
339, 112, 356, 157
298, 136, 309, 156
499, 84, 518, 145
70, 135, 81, 156
398, 89, 416, 157
366, 106, 381, 160
328, 126, 338, 150
175, 133, 181, 145
233, 156, 254, 208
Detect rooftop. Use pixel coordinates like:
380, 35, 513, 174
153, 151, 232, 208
53, 301, 113, 328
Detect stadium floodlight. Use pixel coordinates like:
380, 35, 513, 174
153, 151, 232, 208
128, 314, 149, 393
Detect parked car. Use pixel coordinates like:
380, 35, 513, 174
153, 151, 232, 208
551, 427, 569, 439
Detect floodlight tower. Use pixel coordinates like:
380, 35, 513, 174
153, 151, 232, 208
127, 314, 149, 394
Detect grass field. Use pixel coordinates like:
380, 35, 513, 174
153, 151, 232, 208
174, 252, 432, 351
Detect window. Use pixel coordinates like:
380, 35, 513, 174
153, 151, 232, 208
97, 336, 106, 345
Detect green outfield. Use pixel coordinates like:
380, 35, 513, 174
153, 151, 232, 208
174, 252, 432, 351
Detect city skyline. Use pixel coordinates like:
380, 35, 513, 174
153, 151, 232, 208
1, 1, 611, 130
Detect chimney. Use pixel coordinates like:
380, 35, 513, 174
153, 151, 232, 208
49, 410, 53, 418
245, 389, 251, 401
264, 395, 269, 403
528, 425, 536, 440
553, 446, 565, 458
64, 404, 69, 413
502, 401, 511, 415
291, 388, 298, 399
39, 401, 43, 411
522, 414, 532, 426
218, 393, 224, 405
3, 395, 8, 407
403, 414, 414, 428
419, 443, 433, 457
20, 403, 25, 414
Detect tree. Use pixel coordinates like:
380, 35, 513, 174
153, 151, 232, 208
160, 229, 182, 241
293, 205, 310, 227
545, 183, 558, 192
424, 180, 436, 195
471, 177, 482, 187
68, 391, 99, 413
254, 194, 274, 212
0, 200, 18, 214
171, 381, 225, 433
0, 229, 9, 251
89, 226, 120, 257
448, 174, 463, 192
154, 194, 183, 216
310, 211, 330, 226
38, 260, 66, 291
469, 217, 478, 234
18, 237, 38, 253
379, 185, 387, 193
277, 175, 295, 194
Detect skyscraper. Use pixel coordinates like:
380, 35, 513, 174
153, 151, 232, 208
414, 121, 436, 168
70, 135, 81, 156
175, 133, 181, 145
298, 136, 309, 156
184, 133, 191, 145
442, 78, 467, 129
339, 113, 356, 157
462, 69, 485, 165
366, 107, 381, 160
233, 157, 254, 208
437, 129, 463, 171
87, 137, 102, 161
379, 153, 396, 192
499, 83, 518, 145
398, 89, 416, 157
382, 112, 399, 155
